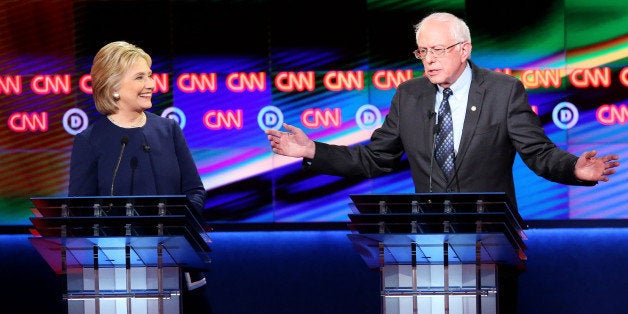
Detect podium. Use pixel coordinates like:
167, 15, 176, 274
347, 192, 527, 314
28, 195, 212, 314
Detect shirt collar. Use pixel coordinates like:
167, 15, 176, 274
436, 62, 472, 99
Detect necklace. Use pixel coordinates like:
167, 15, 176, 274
108, 112, 146, 128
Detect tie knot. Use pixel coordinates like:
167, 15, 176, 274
443, 88, 452, 99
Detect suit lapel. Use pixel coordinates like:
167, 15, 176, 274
421, 86, 437, 158
407, 80, 437, 159
413, 82, 443, 180
455, 63, 485, 171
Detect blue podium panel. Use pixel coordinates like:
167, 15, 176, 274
348, 232, 523, 269
30, 235, 211, 274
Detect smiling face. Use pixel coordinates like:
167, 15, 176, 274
116, 58, 155, 113
416, 19, 471, 88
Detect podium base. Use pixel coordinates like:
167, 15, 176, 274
382, 264, 497, 314
66, 266, 181, 314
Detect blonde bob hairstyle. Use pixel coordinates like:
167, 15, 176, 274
90, 41, 152, 115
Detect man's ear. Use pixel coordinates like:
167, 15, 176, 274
460, 42, 472, 59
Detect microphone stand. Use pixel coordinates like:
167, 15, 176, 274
429, 112, 439, 193
111, 136, 129, 196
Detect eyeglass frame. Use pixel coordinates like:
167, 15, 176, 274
413, 42, 464, 60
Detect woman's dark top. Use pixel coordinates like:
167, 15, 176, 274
68, 111, 206, 213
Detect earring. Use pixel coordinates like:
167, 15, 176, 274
113, 92, 120, 100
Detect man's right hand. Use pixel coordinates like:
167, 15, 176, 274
265, 123, 316, 159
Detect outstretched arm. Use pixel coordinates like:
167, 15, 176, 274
265, 123, 316, 159
574, 150, 620, 182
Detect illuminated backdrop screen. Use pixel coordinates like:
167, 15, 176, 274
1, 0, 626, 226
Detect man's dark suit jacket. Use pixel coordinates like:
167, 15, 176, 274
304, 61, 594, 210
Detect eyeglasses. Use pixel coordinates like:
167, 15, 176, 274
413, 42, 464, 60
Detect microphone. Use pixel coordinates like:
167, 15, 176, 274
429, 111, 439, 192
110, 136, 129, 196
143, 144, 151, 152
431, 111, 440, 135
